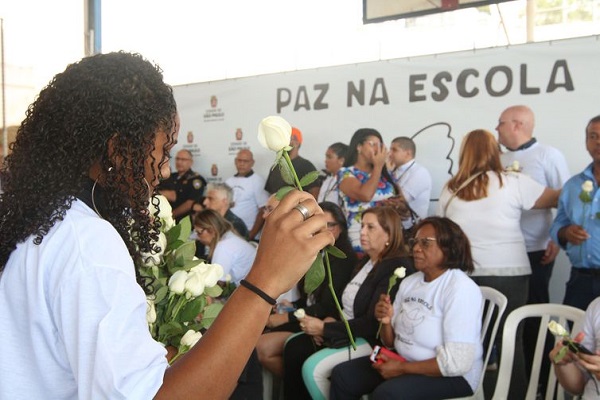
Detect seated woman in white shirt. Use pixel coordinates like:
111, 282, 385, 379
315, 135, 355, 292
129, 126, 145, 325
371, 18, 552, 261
330, 216, 483, 400
193, 209, 256, 285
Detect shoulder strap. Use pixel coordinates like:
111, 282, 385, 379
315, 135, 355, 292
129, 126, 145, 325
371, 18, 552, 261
442, 171, 484, 217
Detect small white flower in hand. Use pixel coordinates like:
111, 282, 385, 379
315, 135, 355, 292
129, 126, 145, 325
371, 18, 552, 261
394, 267, 406, 279
168, 270, 188, 294
180, 329, 202, 348
582, 180, 594, 193
294, 308, 306, 319
258, 116, 292, 152
548, 321, 568, 337
511, 161, 520, 172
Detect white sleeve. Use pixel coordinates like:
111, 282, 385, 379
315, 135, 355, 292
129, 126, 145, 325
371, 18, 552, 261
53, 260, 167, 400
514, 173, 545, 210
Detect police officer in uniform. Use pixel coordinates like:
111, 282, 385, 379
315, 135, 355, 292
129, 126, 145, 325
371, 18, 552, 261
158, 149, 206, 222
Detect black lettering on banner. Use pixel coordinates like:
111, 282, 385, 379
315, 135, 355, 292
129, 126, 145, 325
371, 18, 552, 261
457, 69, 479, 98
369, 78, 390, 105
520, 64, 541, 95
277, 88, 292, 113
347, 80, 365, 106
294, 86, 311, 111
409, 74, 427, 102
547, 59, 575, 92
485, 66, 512, 97
313, 84, 329, 110
432, 71, 451, 101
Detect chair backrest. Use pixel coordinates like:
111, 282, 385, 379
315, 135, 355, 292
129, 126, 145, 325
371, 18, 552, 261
445, 286, 508, 400
491, 303, 586, 400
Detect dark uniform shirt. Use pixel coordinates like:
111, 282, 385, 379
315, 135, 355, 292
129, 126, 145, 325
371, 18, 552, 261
264, 155, 319, 194
158, 169, 206, 220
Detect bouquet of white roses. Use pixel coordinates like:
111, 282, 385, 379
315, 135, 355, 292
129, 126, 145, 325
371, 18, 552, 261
138, 195, 225, 363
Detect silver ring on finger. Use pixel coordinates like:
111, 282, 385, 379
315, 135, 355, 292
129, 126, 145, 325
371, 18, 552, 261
293, 203, 311, 221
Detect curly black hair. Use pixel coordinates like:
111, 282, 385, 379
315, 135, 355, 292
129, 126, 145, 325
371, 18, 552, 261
0, 52, 177, 292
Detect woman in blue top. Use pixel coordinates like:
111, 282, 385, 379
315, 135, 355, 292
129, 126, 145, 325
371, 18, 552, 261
338, 129, 404, 256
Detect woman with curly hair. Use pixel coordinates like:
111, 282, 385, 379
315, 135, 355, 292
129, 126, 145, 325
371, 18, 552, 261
0, 52, 333, 399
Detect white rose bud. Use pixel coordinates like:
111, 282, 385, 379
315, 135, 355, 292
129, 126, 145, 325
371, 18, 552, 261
582, 180, 594, 193
168, 270, 188, 294
548, 320, 568, 336
511, 160, 520, 172
146, 297, 157, 324
224, 274, 232, 283
394, 267, 406, 279
184, 270, 205, 298
294, 308, 306, 319
258, 116, 292, 152
180, 329, 202, 348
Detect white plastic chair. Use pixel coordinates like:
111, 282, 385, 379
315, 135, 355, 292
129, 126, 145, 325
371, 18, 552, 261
491, 303, 586, 400
446, 286, 508, 400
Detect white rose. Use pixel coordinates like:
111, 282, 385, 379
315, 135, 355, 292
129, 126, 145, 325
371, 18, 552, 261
224, 274, 232, 283
184, 270, 206, 298
548, 320, 568, 336
511, 160, 520, 172
258, 116, 292, 152
149, 194, 173, 221
582, 180, 594, 193
141, 232, 168, 267
146, 297, 157, 324
168, 270, 188, 294
394, 267, 406, 279
294, 308, 306, 319
180, 329, 202, 348
191, 262, 224, 288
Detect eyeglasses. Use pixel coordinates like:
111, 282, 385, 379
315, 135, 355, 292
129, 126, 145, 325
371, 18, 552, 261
326, 222, 339, 228
408, 237, 437, 249
195, 228, 207, 235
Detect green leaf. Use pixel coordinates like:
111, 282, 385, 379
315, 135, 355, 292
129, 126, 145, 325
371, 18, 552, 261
179, 297, 205, 322
174, 241, 197, 266
200, 303, 225, 329
299, 170, 319, 187
154, 285, 169, 304
204, 284, 223, 297
325, 245, 347, 259
165, 224, 183, 250
278, 156, 295, 185
177, 216, 192, 239
276, 186, 294, 200
304, 255, 325, 294
158, 321, 184, 339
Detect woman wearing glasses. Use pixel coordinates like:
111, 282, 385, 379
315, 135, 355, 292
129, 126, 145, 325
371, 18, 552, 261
283, 206, 414, 400
437, 129, 559, 398
338, 129, 404, 256
193, 209, 256, 286
256, 202, 357, 378
330, 217, 483, 400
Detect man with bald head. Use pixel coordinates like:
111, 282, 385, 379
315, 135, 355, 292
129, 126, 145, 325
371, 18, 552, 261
497, 105, 570, 386
158, 149, 207, 222
226, 149, 270, 240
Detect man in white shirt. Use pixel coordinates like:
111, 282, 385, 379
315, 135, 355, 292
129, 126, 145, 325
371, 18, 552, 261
225, 149, 270, 240
497, 104, 570, 392
388, 137, 432, 227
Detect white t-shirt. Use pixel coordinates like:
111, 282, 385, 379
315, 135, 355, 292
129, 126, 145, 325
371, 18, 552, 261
0, 200, 167, 400
341, 260, 374, 320
393, 269, 483, 391
437, 172, 544, 277
500, 142, 570, 251
226, 172, 270, 231
213, 230, 256, 285
393, 160, 433, 226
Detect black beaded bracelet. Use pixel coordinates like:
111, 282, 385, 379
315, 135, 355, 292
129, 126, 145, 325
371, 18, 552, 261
239, 279, 277, 306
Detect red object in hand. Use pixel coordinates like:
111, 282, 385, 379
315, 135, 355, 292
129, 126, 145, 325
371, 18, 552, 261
370, 345, 406, 364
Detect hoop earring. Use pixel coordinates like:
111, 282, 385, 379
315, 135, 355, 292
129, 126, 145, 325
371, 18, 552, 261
144, 177, 152, 199
91, 178, 104, 219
